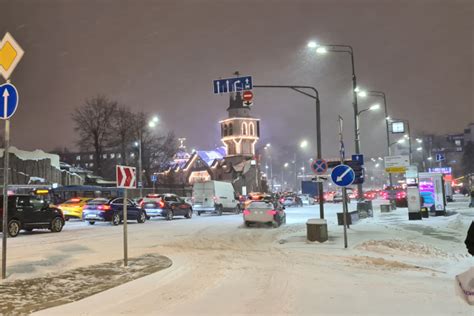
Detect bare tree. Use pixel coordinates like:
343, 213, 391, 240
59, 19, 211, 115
109, 105, 134, 165
72, 95, 117, 176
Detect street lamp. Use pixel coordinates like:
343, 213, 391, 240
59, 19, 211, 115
308, 41, 363, 199
137, 115, 159, 197
264, 144, 273, 192
300, 139, 308, 148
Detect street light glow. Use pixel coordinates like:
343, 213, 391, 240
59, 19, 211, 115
307, 41, 318, 48
416, 138, 423, 143
358, 90, 367, 98
300, 140, 308, 148
134, 141, 139, 146
148, 121, 156, 128
427, 156, 433, 161
397, 139, 406, 144
152, 116, 159, 123
284, 162, 289, 168
416, 147, 422, 151
316, 47, 328, 54
386, 116, 391, 120
369, 103, 380, 111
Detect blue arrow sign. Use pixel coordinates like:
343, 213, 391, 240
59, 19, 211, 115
435, 153, 445, 162
213, 76, 252, 94
151, 174, 157, 182
0, 83, 19, 119
331, 164, 355, 187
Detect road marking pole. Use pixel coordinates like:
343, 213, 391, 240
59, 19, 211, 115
2, 118, 10, 279
123, 189, 128, 267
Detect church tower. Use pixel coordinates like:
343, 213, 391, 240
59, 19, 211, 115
220, 92, 260, 158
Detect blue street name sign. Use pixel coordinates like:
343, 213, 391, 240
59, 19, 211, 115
352, 154, 364, 165
0, 83, 19, 119
213, 76, 253, 94
331, 164, 355, 187
435, 153, 445, 162
151, 174, 157, 182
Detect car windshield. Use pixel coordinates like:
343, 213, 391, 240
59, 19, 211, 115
63, 198, 83, 204
87, 198, 109, 205
248, 201, 274, 209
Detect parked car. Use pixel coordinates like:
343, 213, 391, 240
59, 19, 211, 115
0, 195, 65, 237
192, 181, 240, 215
363, 191, 378, 200
243, 200, 286, 228
281, 196, 297, 207
56, 197, 92, 220
82, 197, 147, 225
139, 193, 193, 220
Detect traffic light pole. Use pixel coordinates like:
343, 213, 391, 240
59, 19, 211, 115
253, 85, 325, 219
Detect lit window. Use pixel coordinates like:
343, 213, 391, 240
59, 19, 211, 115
249, 122, 255, 136
89, 163, 94, 167
110, 153, 115, 159
229, 123, 233, 135
89, 154, 93, 160
102, 154, 107, 159
76, 155, 81, 161
117, 153, 121, 158
224, 124, 228, 136
242, 122, 248, 135
131, 153, 135, 158
455, 140, 461, 146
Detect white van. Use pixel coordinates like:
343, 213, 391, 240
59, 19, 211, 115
192, 181, 240, 215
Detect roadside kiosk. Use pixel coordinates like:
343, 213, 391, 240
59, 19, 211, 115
419, 172, 446, 216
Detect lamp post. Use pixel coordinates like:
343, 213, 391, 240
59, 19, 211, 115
137, 115, 159, 197
264, 143, 273, 192
308, 41, 363, 200
358, 90, 393, 188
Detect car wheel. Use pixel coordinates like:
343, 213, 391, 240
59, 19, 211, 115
217, 205, 223, 216
112, 212, 121, 225
197, 211, 201, 216
50, 217, 64, 233
8, 220, 21, 237
137, 211, 146, 223
234, 205, 241, 214
146, 216, 151, 220
185, 209, 192, 219
88, 221, 95, 225
166, 210, 174, 221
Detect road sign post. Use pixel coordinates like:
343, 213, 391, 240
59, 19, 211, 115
116, 165, 137, 267
1, 32, 23, 280
337, 116, 350, 249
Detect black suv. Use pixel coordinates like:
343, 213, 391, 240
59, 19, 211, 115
0, 195, 65, 237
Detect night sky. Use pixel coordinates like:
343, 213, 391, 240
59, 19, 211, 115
1, 0, 473, 162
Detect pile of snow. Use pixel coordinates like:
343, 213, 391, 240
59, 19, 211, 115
356, 239, 451, 258
0, 146, 60, 170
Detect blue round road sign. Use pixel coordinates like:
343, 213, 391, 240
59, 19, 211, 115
331, 164, 355, 187
311, 159, 328, 175
0, 83, 19, 119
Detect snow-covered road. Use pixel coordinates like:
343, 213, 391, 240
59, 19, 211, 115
2, 197, 473, 315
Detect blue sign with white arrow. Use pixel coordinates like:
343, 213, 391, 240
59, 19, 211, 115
331, 164, 355, 187
0, 83, 19, 119
435, 153, 445, 162
213, 76, 252, 94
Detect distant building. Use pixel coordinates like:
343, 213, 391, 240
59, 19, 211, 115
159, 91, 265, 194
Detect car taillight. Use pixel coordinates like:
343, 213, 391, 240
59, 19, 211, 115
213, 196, 218, 202
98, 205, 111, 211
243, 210, 251, 216
267, 210, 277, 215
139, 201, 144, 208
279, 198, 284, 203
159, 200, 165, 208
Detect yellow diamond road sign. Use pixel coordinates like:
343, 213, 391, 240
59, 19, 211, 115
0, 32, 24, 81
